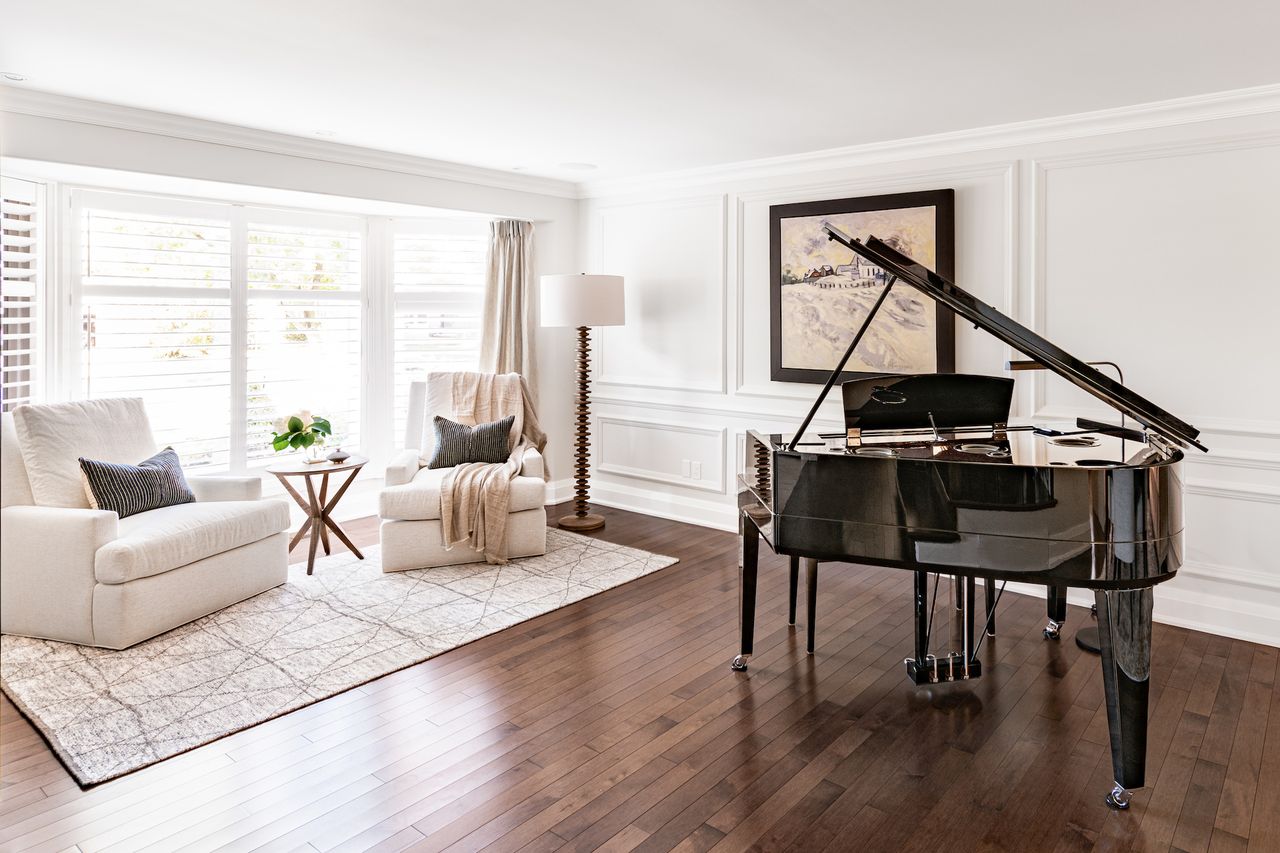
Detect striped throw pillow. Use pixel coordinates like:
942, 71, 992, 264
78, 448, 196, 518
427, 415, 515, 469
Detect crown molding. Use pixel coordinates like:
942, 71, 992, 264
0, 86, 580, 200
580, 83, 1280, 198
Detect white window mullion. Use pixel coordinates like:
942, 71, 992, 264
229, 205, 249, 473
364, 216, 393, 469
62, 187, 84, 402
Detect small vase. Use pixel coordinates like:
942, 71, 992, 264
305, 440, 327, 464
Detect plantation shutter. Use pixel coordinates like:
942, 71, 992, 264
77, 193, 234, 468
245, 215, 363, 464
1, 178, 43, 411
392, 224, 487, 445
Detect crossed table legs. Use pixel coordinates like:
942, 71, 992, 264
272, 467, 365, 575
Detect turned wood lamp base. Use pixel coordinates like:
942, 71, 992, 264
558, 325, 606, 532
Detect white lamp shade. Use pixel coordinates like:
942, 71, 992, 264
540, 274, 625, 328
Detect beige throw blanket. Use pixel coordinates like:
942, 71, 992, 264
439, 372, 548, 564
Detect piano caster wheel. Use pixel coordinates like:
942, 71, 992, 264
1105, 782, 1131, 810
1043, 620, 1063, 640
731, 655, 750, 672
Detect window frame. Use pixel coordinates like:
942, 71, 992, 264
58, 185, 489, 478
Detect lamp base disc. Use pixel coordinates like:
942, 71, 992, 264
558, 514, 605, 532
1075, 626, 1101, 655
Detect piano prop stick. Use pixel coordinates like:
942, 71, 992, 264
735, 225, 1206, 810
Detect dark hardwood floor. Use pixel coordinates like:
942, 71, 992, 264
2, 504, 1278, 851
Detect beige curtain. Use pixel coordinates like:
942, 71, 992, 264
478, 220, 536, 397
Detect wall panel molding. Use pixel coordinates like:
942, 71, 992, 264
595, 415, 728, 495
592, 194, 729, 394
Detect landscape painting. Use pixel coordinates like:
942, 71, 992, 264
769, 189, 955, 384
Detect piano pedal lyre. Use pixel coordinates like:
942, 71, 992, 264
905, 652, 982, 685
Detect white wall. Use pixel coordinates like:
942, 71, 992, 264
578, 89, 1280, 647
0, 92, 582, 488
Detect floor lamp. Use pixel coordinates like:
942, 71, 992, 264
540, 273, 625, 531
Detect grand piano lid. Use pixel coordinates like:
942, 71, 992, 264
821, 223, 1207, 452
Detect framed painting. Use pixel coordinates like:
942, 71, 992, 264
769, 188, 955, 384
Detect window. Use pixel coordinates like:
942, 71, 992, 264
78, 197, 233, 467
68, 188, 488, 471
245, 216, 363, 465
392, 222, 487, 446
1, 178, 44, 411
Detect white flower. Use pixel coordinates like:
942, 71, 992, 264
273, 417, 288, 434
299, 410, 313, 429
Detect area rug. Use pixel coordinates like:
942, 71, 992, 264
0, 529, 677, 787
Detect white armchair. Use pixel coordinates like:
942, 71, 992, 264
0, 399, 289, 649
378, 376, 547, 572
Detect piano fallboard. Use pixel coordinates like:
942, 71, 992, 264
741, 429, 1183, 589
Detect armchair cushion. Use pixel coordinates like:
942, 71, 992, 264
14, 398, 157, 508
95, 499, 289, 584
380, 466, 544, 521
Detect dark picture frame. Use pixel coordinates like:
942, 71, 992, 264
769, 188, 955, 385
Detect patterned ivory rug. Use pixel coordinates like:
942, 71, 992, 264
0, 529, 677, 787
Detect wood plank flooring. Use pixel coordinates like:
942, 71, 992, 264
2, 504, 1278, 852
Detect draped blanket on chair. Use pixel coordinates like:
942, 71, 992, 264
437, 372, 547, 563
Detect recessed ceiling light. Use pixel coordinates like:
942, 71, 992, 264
558, 162, 598, 171
313, 129, 337, 137
2, 72, 27, 82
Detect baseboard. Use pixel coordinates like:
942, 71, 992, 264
586, 479, 739, 532
1002, 580, 1280, 649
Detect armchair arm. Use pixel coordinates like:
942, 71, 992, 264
519, 447, 545, 479
1, 506, 119, 645
188, 474, 263, 502
385, 449, 422, 487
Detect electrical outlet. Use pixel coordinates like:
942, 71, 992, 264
692, 461, 702, 480
681, 459, 691, 477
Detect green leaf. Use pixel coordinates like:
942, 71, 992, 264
288, 415, 304, 432
312, 420, 332, 436
272, 436, 290, 452
301, 432, 316, 447
290, 434, 304, 449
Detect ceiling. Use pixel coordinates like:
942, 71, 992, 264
4, 1, 1280, 182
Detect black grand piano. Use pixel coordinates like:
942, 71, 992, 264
734, 225, 1206, 810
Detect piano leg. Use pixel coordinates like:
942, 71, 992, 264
984, 578, 996, 636
788, 556, 799, 626
732, 512, 759, 672
805, 558, 818, 654
1044, 585, 1068, 639
914, 571, 929, 666
1095, 587, 1153, 810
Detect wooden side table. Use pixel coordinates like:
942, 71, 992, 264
266, 455, 368, 575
